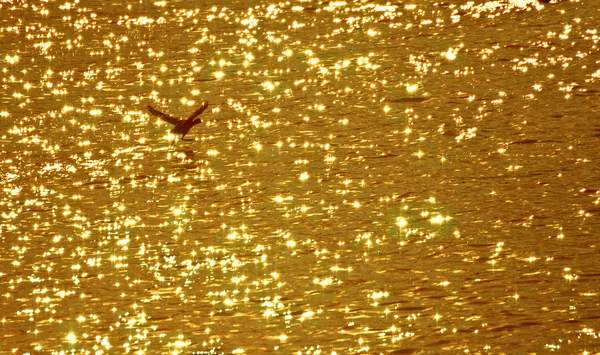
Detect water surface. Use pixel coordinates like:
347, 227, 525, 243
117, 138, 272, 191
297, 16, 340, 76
1, 0, 599, 353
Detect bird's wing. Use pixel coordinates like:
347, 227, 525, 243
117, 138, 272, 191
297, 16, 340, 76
147, 105, 182, 125
185, 101, 209, 121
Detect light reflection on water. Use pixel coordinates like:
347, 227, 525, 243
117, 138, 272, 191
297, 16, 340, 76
1, 0, 599, 353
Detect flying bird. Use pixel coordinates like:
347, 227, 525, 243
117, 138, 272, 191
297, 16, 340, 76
147, 102, 209, 141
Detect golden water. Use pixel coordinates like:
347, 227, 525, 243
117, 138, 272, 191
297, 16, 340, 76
1, 0, 599, 353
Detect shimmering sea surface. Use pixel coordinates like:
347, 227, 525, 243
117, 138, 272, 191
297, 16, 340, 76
1, 0, 599, 353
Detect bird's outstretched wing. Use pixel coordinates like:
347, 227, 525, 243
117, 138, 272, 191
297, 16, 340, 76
185, 101, 209, 121
147, 105, 182, 125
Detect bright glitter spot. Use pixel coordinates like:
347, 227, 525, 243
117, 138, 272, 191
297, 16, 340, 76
213, 71, 224, 80
443, 47, 459, 61
301, 311, 315, 319
262, 81, 276, 92
174, 340, 186, 348
299, 172, 309, 181
279, 334, 287, 341
396, 217, 408, 228
5, 55, 19, 64
67, 333, 77, 344
430, 215, 450, 224
406, 84, 419, 93
370, 291, 388, 299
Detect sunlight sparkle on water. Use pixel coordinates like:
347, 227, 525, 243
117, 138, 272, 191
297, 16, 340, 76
396, 218, 408, 228
1, 1, 598, 354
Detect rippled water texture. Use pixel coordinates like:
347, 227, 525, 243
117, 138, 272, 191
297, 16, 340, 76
1, 0, 599, 353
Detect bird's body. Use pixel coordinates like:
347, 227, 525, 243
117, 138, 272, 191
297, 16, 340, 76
147, 102, 209, 140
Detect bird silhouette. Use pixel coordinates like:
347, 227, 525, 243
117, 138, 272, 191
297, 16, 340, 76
147, 102, 209, 141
